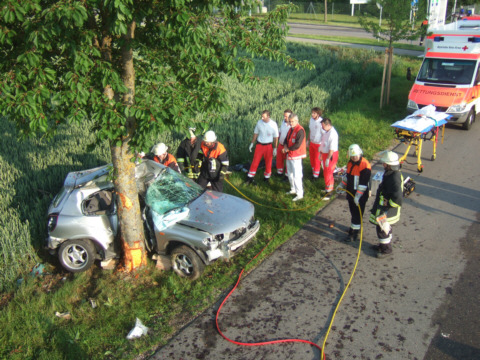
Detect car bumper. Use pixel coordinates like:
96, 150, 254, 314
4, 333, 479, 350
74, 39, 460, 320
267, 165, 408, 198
206, 220, 260, 261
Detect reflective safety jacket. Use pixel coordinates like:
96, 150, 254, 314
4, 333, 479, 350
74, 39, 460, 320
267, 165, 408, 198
341, 156, 371, 199
176, 137, 203, 178
153, 153, 180, 173
369, 169, 403, 225
284, 124, 306, 160
200, 141, 229, 180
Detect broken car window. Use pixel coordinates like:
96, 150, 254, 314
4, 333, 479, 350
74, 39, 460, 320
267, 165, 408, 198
145, 167, 203, 215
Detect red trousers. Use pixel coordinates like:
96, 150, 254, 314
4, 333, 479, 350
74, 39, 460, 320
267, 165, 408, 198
309, 142, 321, 178
276, 144, 287, 175
321, 151, 339, 192
248, 143, 273, 178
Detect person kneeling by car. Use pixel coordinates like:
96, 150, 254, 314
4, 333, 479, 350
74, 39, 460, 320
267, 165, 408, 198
369, 151, 403, 259
197, 130, 229, 192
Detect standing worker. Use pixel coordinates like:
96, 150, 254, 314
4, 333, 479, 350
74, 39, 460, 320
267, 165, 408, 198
369, 151, 403, 259
276, 109, 292, 181
152, 143, 181, 173
176, 127, 203, 180
283, 113, 306, 202
319, 118, 339, 198
336, 144, 371, 242
197, 130, 229, 192
419, 18, 428, 46
245, 110, 279, 185
308, 107, 324, 181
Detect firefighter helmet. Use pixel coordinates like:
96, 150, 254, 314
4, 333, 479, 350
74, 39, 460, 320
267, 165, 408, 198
348, 144, 362, 157
204, 130, 217, 142
152, 143, 168, 156
380, 151, 399, 166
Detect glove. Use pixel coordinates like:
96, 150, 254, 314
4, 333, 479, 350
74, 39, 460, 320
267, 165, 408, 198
249, 143, 254, 152
187, 172, 194, 179
325, 158, 330, 168
354, 191, 362, 206
273, 148, 277, 157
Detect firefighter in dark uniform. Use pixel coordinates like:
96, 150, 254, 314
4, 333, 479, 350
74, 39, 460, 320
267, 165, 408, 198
337, 144, 371, 242
197, 130, 229, 192
152, 143, 181, 173
176, 128, 203, 180
369, 151, 403, 259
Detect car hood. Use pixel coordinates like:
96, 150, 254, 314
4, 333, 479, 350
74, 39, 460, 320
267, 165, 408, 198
181, 190, 255, 234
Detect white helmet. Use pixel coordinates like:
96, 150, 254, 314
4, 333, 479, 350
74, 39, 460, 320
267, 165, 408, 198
152, 143, 168, 156
204, 130, 217, 142
380, 151, 399, 166
348, 144, 362, 157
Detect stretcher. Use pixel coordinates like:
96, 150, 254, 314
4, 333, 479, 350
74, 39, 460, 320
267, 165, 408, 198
391, 110, 449, 173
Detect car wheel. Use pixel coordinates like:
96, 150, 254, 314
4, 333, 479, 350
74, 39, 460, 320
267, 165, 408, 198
58, 239, 96, 273
463, 109, 475, 130
171, 245, 205, 280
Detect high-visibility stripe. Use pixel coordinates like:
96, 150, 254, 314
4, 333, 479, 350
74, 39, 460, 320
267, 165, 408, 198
379, 234, 392, 244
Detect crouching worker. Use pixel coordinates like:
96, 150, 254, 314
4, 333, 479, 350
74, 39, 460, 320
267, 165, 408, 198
197, 130, 229, 192
152, 143, 181, 173
369, 151, 403, 258
337, 144, 371, 242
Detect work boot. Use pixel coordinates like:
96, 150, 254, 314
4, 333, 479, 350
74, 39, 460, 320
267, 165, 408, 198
282, 176, 289, 182
263, 177, 270, 183
345, 228, 354, 242
245, 177, 254, 186
376, 251, 393, 259
351, 230, 359, 242
376, 243, 393, 258
371, 244, 381, 252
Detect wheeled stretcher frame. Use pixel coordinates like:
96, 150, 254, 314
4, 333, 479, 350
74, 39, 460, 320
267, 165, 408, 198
393, 118, 448, 173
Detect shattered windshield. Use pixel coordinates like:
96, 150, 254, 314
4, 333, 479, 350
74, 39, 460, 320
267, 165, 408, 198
145, 167, 203, 215
417, 58, 476, 85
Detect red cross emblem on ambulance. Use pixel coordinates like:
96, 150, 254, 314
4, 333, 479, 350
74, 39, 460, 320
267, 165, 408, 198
463, 45, 469, 51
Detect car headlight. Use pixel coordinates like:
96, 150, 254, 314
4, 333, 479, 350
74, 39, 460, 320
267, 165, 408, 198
202, 236, 218, 246
447, 103, 467, 113
407, 99, 418, 109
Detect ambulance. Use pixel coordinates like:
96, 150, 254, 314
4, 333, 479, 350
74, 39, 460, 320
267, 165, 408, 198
407, 19, 480, 130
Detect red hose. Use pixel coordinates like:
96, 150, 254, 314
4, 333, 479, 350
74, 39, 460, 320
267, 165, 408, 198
215, 221, 327, 359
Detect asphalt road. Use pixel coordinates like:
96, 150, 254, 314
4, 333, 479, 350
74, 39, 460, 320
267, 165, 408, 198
148, 121, 480, 360
287, 23, 424, 57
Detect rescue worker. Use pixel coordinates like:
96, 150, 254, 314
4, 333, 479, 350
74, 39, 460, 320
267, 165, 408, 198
245, 110, 279, 185
319, 118, 339, 199
419, 18, 428, 46
283, 113, 306, 202
336, 144, 371, 242
276, 109, 292, 181
176, 127, 203, 180
369, 151, 403, 259
197, 130, 229, 192
152, 143, 181, 173
308, 107, 324, 181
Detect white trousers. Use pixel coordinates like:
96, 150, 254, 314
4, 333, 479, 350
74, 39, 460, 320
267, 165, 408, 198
286, 159, 303, 197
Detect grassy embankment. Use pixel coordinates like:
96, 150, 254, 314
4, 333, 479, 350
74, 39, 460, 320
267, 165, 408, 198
0, 42, 422, 360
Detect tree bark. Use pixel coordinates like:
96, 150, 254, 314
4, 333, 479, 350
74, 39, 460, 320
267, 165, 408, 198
324, 0, 328, 23
386, 46, 393, 105
111, 20, 147, 272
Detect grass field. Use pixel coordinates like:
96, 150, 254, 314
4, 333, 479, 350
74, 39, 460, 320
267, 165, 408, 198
0, 41, 422, 359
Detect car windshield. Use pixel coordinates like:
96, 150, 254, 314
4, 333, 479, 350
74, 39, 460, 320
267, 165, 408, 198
417, 58, 476, 85
145, 167, 204, 215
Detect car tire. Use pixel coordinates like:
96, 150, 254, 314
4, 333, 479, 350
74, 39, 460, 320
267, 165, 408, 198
58, 239, 96, 273
463, 109, 475, 130
171, 245, 205, 280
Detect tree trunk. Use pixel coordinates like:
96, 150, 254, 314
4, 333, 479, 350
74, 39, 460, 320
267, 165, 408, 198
386, 46, 393, 105
112, 20, 147, 272
324, 0, 328, 23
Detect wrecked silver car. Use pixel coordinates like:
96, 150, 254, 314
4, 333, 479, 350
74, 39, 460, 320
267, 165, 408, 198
46, 160, 260, 280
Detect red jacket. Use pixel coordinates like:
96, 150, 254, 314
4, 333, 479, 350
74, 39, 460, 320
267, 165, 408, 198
285, 124, 306, 160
